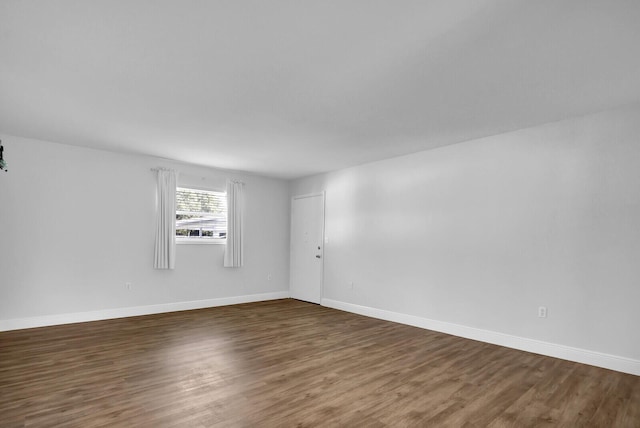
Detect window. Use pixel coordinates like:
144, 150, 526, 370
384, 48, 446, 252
176, 187, 227, 244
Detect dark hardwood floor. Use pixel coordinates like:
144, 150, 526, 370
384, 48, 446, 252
1, 299, 639, 427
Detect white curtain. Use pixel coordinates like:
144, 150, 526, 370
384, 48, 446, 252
154, 168, 177, 269
224, 179, 244, 268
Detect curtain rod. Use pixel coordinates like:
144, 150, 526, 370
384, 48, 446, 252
150, 168, 245, 185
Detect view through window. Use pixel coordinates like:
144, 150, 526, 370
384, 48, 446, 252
176, 187, 227, 242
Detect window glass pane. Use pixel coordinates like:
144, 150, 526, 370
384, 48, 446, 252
176, 187, 227, 240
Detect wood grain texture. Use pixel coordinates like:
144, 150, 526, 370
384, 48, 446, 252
1, 299, 639, 427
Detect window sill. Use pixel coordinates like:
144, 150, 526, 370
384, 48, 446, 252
176, 238, 226, 245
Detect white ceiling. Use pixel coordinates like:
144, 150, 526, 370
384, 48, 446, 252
1, 1, 640, 179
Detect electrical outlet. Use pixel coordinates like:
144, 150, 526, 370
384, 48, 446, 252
538, 306, 547, 318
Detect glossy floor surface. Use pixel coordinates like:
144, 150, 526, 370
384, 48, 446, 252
1, 299, 639, 427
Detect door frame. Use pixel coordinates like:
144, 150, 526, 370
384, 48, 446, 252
290, 191, 326, 304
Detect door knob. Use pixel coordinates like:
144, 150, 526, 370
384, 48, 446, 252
315, 255, 321, 258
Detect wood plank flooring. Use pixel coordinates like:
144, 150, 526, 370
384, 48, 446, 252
1, 299, 639, 427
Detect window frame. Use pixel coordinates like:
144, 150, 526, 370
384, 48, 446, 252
175, 186, 227, 245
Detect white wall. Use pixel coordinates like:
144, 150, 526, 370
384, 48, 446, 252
291, 105, 640, 364
0, 136, 290, 324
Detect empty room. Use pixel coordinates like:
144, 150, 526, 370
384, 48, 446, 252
1, 1, 640, 426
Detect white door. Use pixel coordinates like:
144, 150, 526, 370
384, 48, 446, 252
290, 193, 325, 304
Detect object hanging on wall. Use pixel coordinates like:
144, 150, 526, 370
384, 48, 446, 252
0, 140, 7, 172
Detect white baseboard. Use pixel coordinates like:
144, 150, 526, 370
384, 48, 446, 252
0, 291, 290, 332
321, 298, 640, 377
